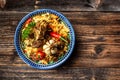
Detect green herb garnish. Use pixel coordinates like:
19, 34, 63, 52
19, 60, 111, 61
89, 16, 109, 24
49, 61, 54, 64
22, 22, 36, 40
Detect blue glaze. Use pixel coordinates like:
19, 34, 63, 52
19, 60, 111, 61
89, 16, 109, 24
14, 9, 75, 70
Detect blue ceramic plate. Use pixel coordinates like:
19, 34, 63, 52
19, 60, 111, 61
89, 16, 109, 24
14, 9, 75, 70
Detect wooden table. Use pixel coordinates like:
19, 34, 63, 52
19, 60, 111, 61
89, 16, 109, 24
0, 0, 120, 80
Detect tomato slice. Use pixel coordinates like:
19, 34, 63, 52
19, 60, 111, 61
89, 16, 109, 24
36, 51, 46, 60
26, 18, 32, 24
50, 32, 61, 39
50, 32, 68, 43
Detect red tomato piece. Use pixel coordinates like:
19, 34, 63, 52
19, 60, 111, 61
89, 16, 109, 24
36, 51, 46, 60
50, 32, 61, 39
26, 18, 32, 24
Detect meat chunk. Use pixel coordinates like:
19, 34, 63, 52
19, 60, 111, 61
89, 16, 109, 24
33, 20, 48, 40
32, 40, 43, 48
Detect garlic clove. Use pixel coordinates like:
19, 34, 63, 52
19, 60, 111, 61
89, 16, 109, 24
46, 42, 50, 46
44, 47, 50, 54
51, 48, 57, 54
43, 45, 49, 50
45, 47, 50, 51
45, 48, 51, 55
49, 39, 55, 44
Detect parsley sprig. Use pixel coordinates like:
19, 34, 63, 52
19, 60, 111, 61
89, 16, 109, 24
22, 22, 36, 40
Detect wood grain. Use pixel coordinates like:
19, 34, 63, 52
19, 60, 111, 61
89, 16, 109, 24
0, 11, 120, 66
0, 11, 120, 80
0, 0, 120, 11
0, 67, 120, 80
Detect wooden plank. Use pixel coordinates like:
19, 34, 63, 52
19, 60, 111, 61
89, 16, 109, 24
0, 0, 120, 79
1, 0, 120, 11
0, 11, 120, 68
0, 43, 120, 67
0, 67, 92, 80
3, 0, 92, 11
0, 11, 120, 80
0, 67, 120, 80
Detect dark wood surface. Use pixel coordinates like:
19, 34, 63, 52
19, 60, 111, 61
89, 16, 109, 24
0, 0, 120, 80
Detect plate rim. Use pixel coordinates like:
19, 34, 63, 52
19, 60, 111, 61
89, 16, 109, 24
14, 9, 75, 70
